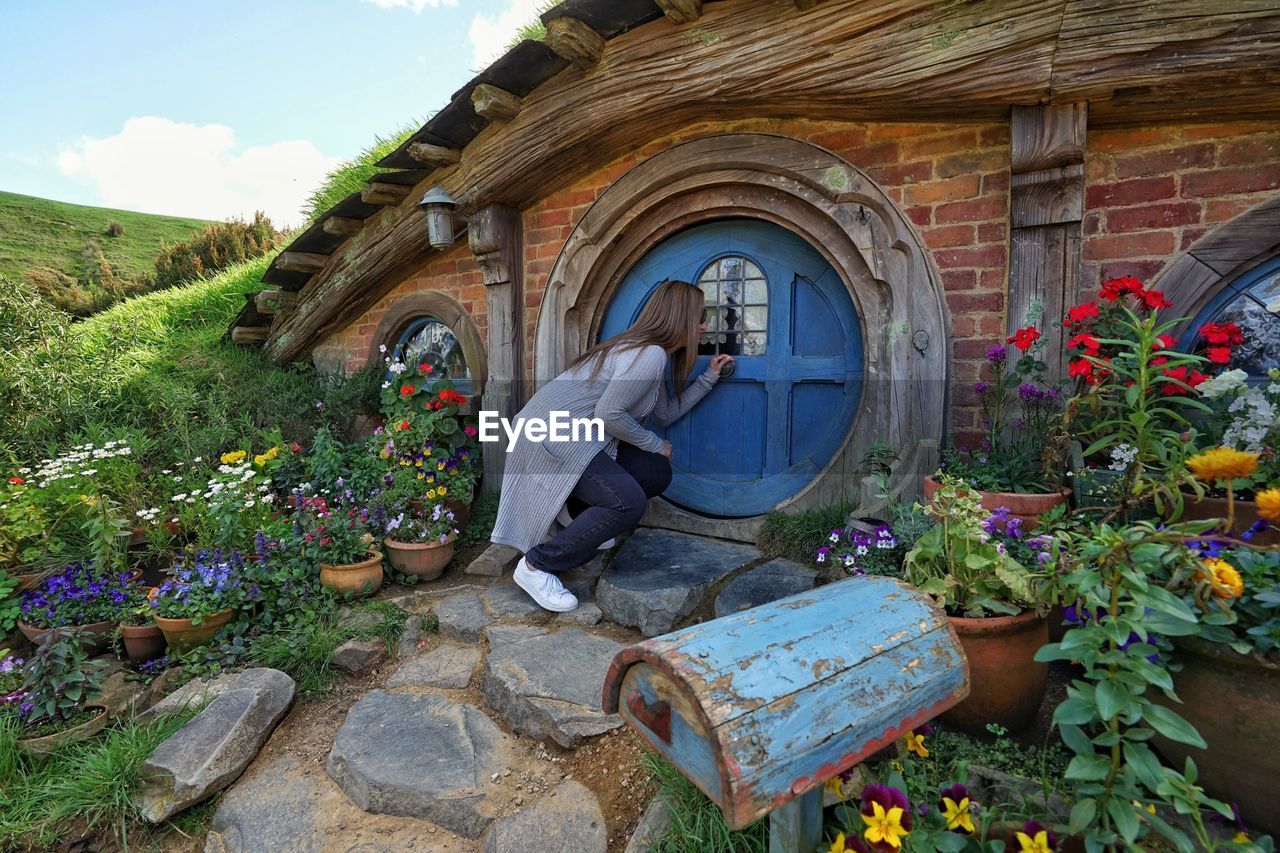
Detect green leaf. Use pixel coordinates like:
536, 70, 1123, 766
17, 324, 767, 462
1096, 680, 1129, 720
1052, 697, 1097, 726
1069, 798, 1098, 834
1106, 798, 1140, 843
1123, 742, 1166, 792
1144, 704, 1207, 748
930, 832, 970, 852
1065, 753, 1110, 781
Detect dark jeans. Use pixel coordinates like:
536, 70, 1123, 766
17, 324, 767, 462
525, 443, 672, 573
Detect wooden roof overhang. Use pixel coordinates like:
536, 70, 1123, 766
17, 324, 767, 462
231, 0, 1280, 362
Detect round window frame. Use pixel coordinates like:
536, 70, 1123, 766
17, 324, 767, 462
1177, 254, 1280, 380
367, 293, 486, 400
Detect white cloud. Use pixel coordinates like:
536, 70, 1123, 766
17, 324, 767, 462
468, 0, 546, 67
55, 117, 340, 228
361, 0, 456, 10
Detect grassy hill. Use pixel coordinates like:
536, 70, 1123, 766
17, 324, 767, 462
0, 190, 210, 285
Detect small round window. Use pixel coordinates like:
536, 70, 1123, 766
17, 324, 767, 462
696, 255, 767, 357
391, 316, 472, 391
1182, 256, 1280, 379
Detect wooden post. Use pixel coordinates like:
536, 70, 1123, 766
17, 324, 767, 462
468, 204, 523, 497
322, 216, 365, 237
472, 84, 522, 124
361, 181, 413, 206
406, 142, 461, 168
276, 251, 329, 273
768, 783, 822, 852
1007, 103, 1088, 381
545, 16, 605, 66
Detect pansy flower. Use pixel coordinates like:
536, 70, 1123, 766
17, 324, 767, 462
938, 784, 975, 833
858, 784, 912, 852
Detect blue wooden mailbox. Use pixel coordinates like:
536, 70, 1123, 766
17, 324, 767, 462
602, 575, 969, 851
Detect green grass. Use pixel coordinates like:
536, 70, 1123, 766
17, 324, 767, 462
301, 127, 417, 225
459, 492, 500, 548
643, 752, 767, 853
0, 190, 210, 287
756, 503, 853, 566
0, 708, 200, 850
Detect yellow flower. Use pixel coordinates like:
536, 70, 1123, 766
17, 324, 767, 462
220, 450, 247, 465
415, 460, 423, 467
1016, 830, 1053, 853
425, 477, 435, 485
416, 472, 424, 480
448, 468, 458, 475
426, 489, 437, 500
1257, 487, 1280, 524
824, 776, 845, 800
862, 802, 908, 850
828, 832, 850, 853
1235, 831, 1252, 844
941, 797, 974, 833
437, 461, 446, 471
438, 487, 448, 496
1186, 447, 1259, 483
903, 731, 928, 757
1199, 558, 1245, 599
253, 446, 280, 467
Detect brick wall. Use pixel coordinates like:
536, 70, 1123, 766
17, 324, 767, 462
1081, 122, 1280, 292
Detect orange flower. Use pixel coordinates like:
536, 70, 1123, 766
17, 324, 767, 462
1257, 488, 1280, 524
1198, 558, 1245, 599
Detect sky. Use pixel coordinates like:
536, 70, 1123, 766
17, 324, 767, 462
0, 0, 546, 227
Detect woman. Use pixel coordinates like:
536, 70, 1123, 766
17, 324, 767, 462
490, 279, 733, 612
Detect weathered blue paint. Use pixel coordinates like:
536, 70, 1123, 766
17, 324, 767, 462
598, 218, 862, 517
603, 575, 970, 830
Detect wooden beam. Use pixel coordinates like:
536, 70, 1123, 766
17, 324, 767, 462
254, 289, 300, 315
361, 181, 413, 206
406, 141, 461, 168
276, 251, 329, 273
322, 216, 365, 237
793, 0, 825, 9
656, 0, 702, 24
471, 83, 522, 123
545, 16, 605, 66
231, 326, 270, 346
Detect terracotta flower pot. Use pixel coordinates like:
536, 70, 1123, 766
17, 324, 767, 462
121, 623, 168, 663
1151, 636, 1280, 835
446, 498, 472, 530
383, 535, 455, 580
320, 551, 384, 597
154, 608, 236, 655
352, 413, 386, 439
14, 571, 45, 592
18, 619, 115, 653
1179, 491, 1279, 546
17, 705, 109, 757
941, 609, 1048, 735
924, 475, 1069, 530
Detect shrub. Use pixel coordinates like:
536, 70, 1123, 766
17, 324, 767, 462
152, 212, 281, 290
104, 221, 124, 238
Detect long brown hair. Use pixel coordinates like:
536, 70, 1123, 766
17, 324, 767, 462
570, 279, 704, 399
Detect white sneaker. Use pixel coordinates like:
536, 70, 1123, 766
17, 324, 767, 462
513, 557, 579, 612
555, 505, 617, 550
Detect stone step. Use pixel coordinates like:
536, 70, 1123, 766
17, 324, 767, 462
596, 528, 761, 636
712, 557, 818, 618
325, 690, 513, 839
482, 780, 606, 853
386, 642, 481, 691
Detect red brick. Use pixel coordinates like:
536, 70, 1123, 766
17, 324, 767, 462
1182, 164, 1280, 197
1082, 212, 1103, 236
1086, 158, 1111, 182
1217, 134, 1280, 166
946, 291, 1003, 314
1113, 144, 1214, 178
868, 160, 932, 185
1082, 231, 1177, 260
1105, 201, 1201, 233
1085, 176, 1177, 209
951, 315, 977, 337
955, 339, 996, 359
844, 142, 900, 166
935, 244, 1006, 269
940, 269, 978, 292
809, 128, 870, 151
981, 171, 1009, 194
1089, 128, 1165, 153
526, 226, 563, 245
935, 196, 1005, 224
936, 150, 1007, 179
906, 205, 932, 226
1180, 228, 1208, 252
979, 125, 1010, 147
978, 315, 1006, 336
1181, 121, 1276, 141
977, 222, 1004, 243
904, 175, 981, 206
950, 428, 984, 449
922, 224, 976, 249
1204, 197, 1258, 223
898, 130, 979, 160
532, 208, 570, 229
979, 268, 1006, 291
1099, 259, 1165, 284
867, 123, 949, 139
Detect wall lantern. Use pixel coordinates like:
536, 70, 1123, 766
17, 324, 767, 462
417, 186, 458, 250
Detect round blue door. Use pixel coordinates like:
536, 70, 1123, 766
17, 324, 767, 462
599, 219, 863, 517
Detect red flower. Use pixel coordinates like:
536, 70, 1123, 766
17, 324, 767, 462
1199, 321, 1244, 346
8, 477, 23, 485
1068, 358, 1095, 380
1151, 356, 1169, 367
1007, 326, 1041, 352
1068, 333, 1101, 354
1138, 289, 1172, 310
1161, 366, 1209, 394
438, 389, 468, 406
1064, 301, 1100, 327
419, 363, 433, 374
291, 442, 303, 454
400, 384, 415, 396
1206, 346, 1233, 364
1100, 276, 1143, 302
1155, 334, 1177, 351
398, 420, 411, 431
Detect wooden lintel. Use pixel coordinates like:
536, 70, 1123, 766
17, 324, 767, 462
276, 251, 329, 273
322, 216, 365, 237
471, 83, 522, 123
254, 289, 300, 315
361, 182, 413, 206
406, 141, 461, 168
793, 0, 825, 9
231, 326, 271, 346
656, 0, 702, 24
545, 16, 605, 66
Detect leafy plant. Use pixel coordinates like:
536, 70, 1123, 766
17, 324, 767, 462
643, 751, 767, 853
17, 563, 134, 629
384, 502, 458, 546
1192, 546, 1280, 658
292, 495, 377, 566
16, 631, 105, 729
149, 550, 247, 620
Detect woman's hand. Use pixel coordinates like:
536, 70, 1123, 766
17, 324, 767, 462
709, 354, 735, 374
660, 440, 672, 459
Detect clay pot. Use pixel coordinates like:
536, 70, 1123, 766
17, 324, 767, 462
154, 608, 236, 655
18, 619, 115, 653
446, 498, 471, 530
14, 571, 45, 592
1179, 491, 1279, 546
941, 609, 1049, 734
923, 475, 1069, 529
352, 413, 386, 439
384, 534, 455, 580
1151, 637, 1280, 835
320, 551, 384, 597
121, 623, 168, 663
17, 705, 109, 758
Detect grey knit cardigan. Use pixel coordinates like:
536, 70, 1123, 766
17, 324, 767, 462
489, 344, 720, 554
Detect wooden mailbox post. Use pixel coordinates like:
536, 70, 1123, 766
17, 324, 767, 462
602, 575, 969, 852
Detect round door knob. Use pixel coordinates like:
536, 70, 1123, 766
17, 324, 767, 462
717, 360, 736, 379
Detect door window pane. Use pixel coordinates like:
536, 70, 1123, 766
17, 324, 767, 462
391, 316, 472, 388
697, 256, 767, 356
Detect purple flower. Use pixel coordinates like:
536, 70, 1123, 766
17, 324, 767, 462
973, 380, 989, 393
1017, 382, 1042, 402
986, 345, 1007, 364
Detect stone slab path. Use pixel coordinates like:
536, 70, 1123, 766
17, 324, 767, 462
202, 527, 805, 852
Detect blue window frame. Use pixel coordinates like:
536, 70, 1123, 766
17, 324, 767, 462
1179, 255, 1280, 379
390, 316, 472, 394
